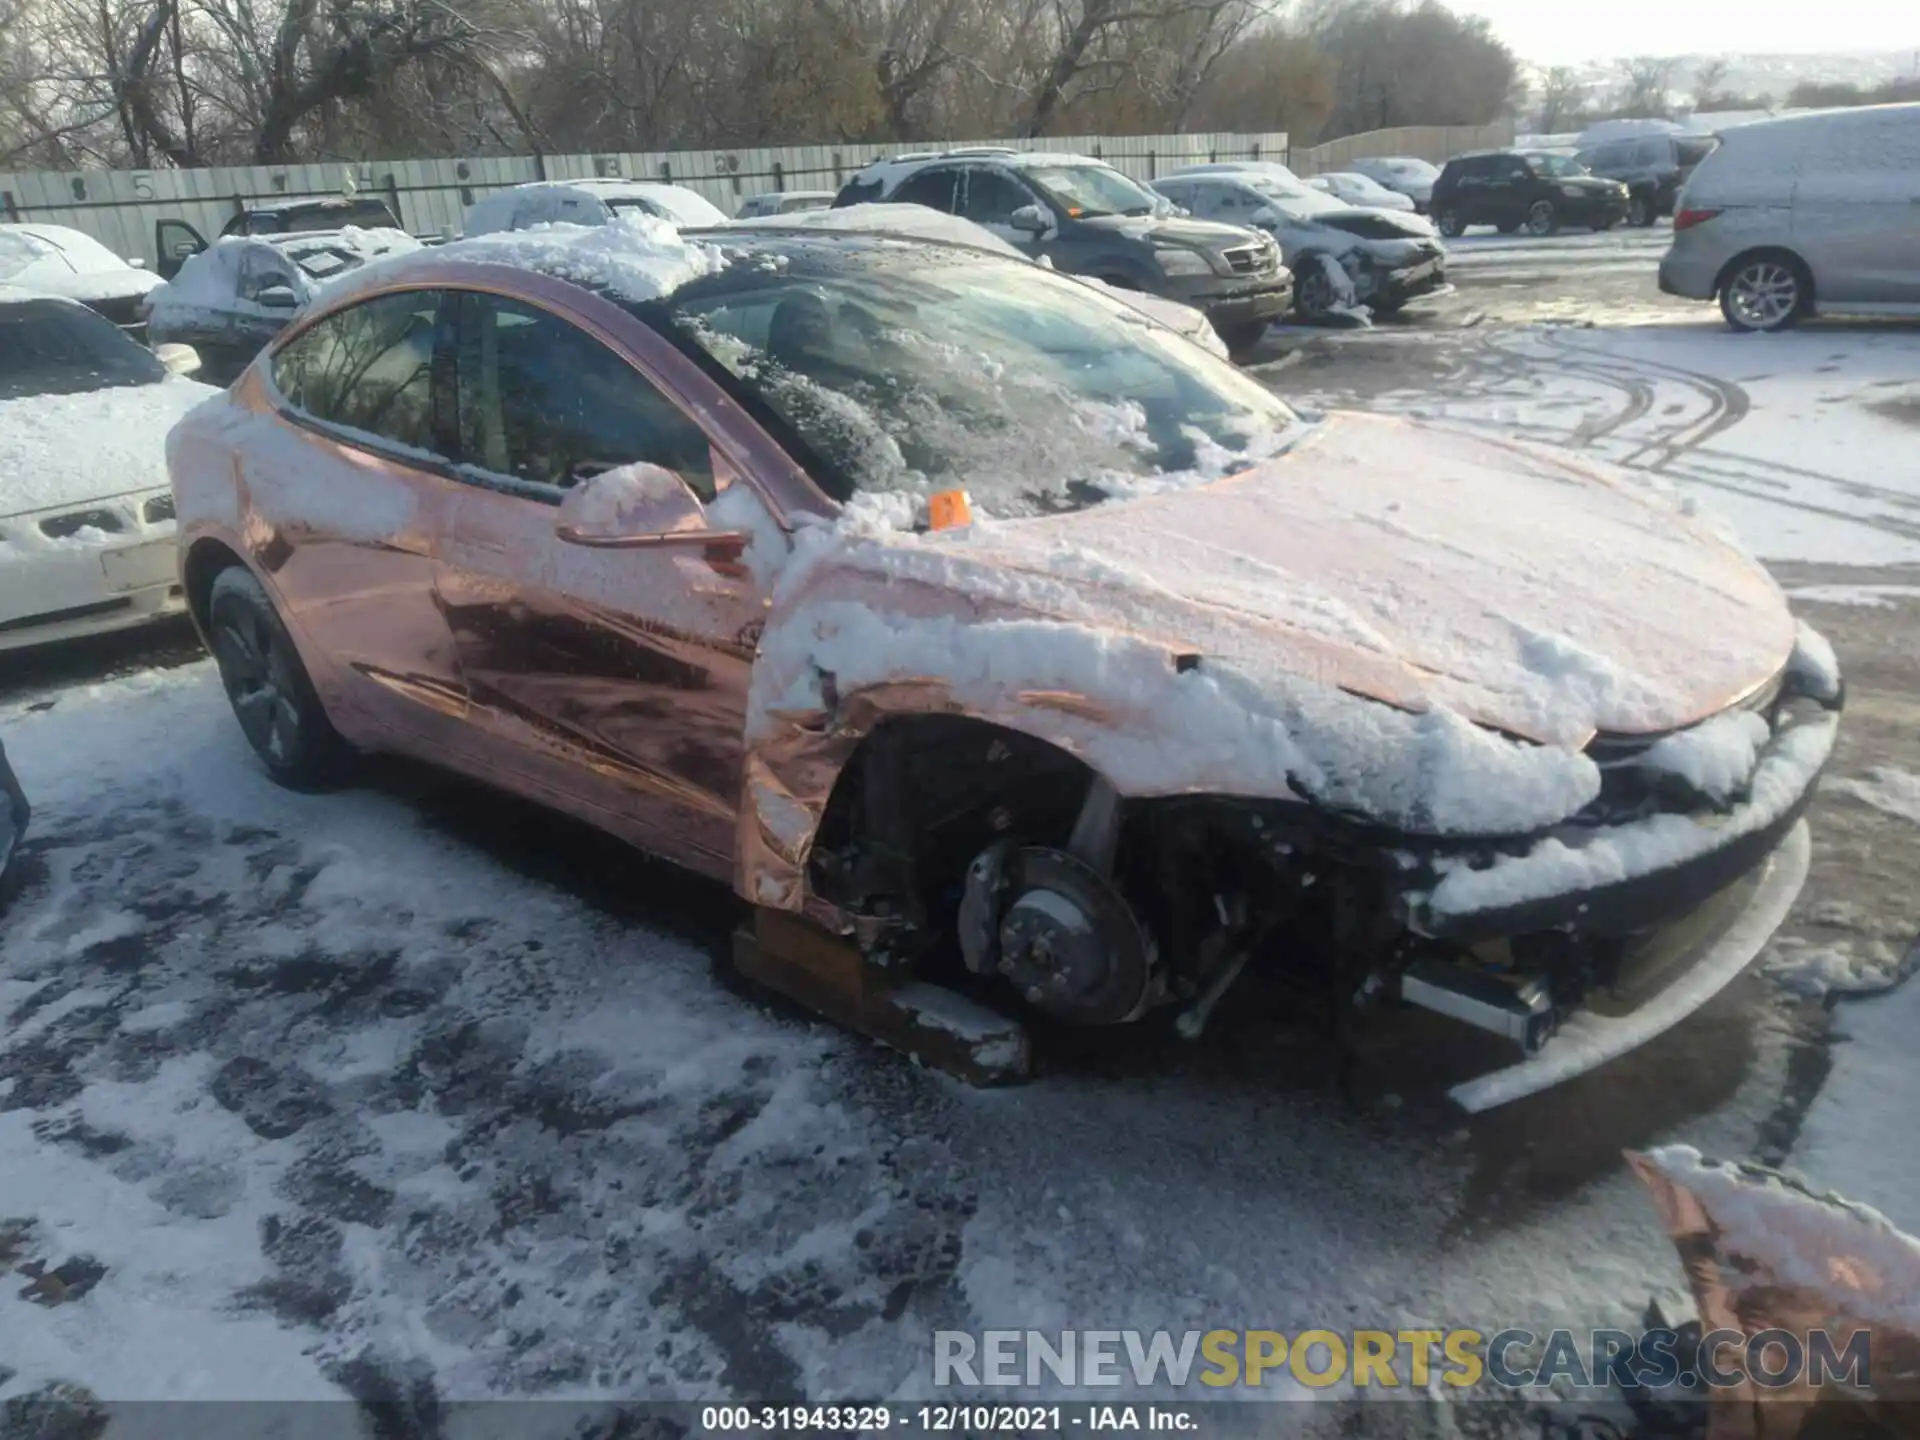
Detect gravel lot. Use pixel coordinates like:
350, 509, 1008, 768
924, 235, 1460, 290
1, 226, 1917, 1437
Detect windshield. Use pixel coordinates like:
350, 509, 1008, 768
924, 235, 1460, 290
1021, 165, 1157, 218
648, 243, 1298, 518
0, 231, 58, 280
0, 298, 165, 400
1526, 154, 1589, 178
1245, 177, 1346, 218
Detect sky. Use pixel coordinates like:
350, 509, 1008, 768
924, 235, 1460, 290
1442, 0, 1920, 64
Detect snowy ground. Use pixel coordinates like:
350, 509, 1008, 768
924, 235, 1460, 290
2, 233, 1919, 1433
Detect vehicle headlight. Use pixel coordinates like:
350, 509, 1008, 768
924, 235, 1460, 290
1154, 247, 1215, 277
1560, 184, 1586, 198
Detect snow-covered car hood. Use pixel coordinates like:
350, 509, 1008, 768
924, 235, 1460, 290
0, 231, 160, 305
794, 414, 1792, 752
1076, 213, 1251, 249
0, 376, 217, 520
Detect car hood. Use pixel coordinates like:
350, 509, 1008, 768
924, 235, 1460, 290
847, 415, 1793, 750
0, 376, 216, 521
11, 263, 162, 305
1075, 213, 1251, 248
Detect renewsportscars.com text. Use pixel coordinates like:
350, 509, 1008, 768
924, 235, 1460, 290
933, 1328, 1872, 1392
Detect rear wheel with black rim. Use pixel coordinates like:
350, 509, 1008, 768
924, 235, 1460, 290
1215, 320, 1269, 361
207, 566, 350, 789
1434, 207, 1465, 238
1525, 199, 1559, 237
1628, 191, 1654, 227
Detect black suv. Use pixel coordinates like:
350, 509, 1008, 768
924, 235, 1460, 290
1574, 134, 1718, 227
832, 149, 1293, 357
1429, 151, 1630, 238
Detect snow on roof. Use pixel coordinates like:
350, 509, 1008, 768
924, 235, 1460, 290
723, 204, 1024, 259
146, 227, 420, 325
464, 179, 729, 234
411, 211, 728, 305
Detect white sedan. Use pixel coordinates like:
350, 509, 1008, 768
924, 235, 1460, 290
0, 222, 161, 332
0, 290, 213, 651
1307, 171, 1419, 213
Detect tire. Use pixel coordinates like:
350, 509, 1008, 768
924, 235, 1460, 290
1525, 200, 1558, 237
206, 566, 350, 789
1718, 254, 1808, 333
1628, 192, 1654, 228
1496, 221, 1521, 234
1434, 207, 1465, 238
1215, 320, 1268, 360
1592, 216, 1616, 232
1293, 263, 1336, 322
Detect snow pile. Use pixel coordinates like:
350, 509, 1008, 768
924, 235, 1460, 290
1832, 765, 1920, 826
1634, 707, 1771, 803
1765, 935, 1916, 998
1423, 708, 1836, 918
0, 375, 213, 519
1787, 618, 1843, 703
1789, 583, 1920, 608
435, 211, 727, 304
1636, 1145, 1920, 1333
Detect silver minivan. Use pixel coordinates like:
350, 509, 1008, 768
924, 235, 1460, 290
1658, 103, 1920, 331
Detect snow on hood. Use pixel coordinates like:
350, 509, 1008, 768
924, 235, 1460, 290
0, 375, 217, 519
738, 412, 1793, 837
0, 225, 159, 305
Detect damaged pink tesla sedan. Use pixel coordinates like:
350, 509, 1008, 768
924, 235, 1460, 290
166, 215, 1842, 1109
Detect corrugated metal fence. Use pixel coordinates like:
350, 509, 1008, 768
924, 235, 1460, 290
0, 131, 1290, 267
0, 121, 1517, 267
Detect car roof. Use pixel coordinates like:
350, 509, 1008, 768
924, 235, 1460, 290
848, 148, 1117, 186
0, 222, 137, 273
243, 195, 390, 214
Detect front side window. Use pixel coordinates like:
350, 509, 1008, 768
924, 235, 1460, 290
452, 294, 715, 500
651, 245, 1298, 518
959, 169, 1036, 226
271, 289, 446, 454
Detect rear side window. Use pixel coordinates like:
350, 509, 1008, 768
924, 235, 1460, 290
891, 167, 961, 212
834, 178, 886, 207
271, 290, 448, 455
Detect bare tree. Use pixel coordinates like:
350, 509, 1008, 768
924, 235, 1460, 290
1617, 54, 1674, 119
1535, 64, 1584, 132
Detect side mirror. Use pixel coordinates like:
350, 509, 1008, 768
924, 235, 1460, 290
1009, 204, 1050, 235
255, 284, 301, 310
554, 462, 748, 571
169, 240, 201, 260
155, 343, 202, 377
1249, 206, 1280, 227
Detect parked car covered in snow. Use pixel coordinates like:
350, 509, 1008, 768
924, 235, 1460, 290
1, 291, 211, 650
155, 195, 407, 279
735, 190, 837, 218
1430, 150, 1630, 236
145, 228, 422, 383
0, 222, 161, 334
1152, 169, 1448, 320
721, 202, 1230, 357
1658, 103, 1920, 332
1306, 171, 1418, 213
831, 148, 1292, 357
167, 216, 1842, 1111
463, 179, 729, 237
1344, 156, 1440, 212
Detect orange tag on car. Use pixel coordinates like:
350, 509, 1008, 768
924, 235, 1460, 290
928, 489, 974, 531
